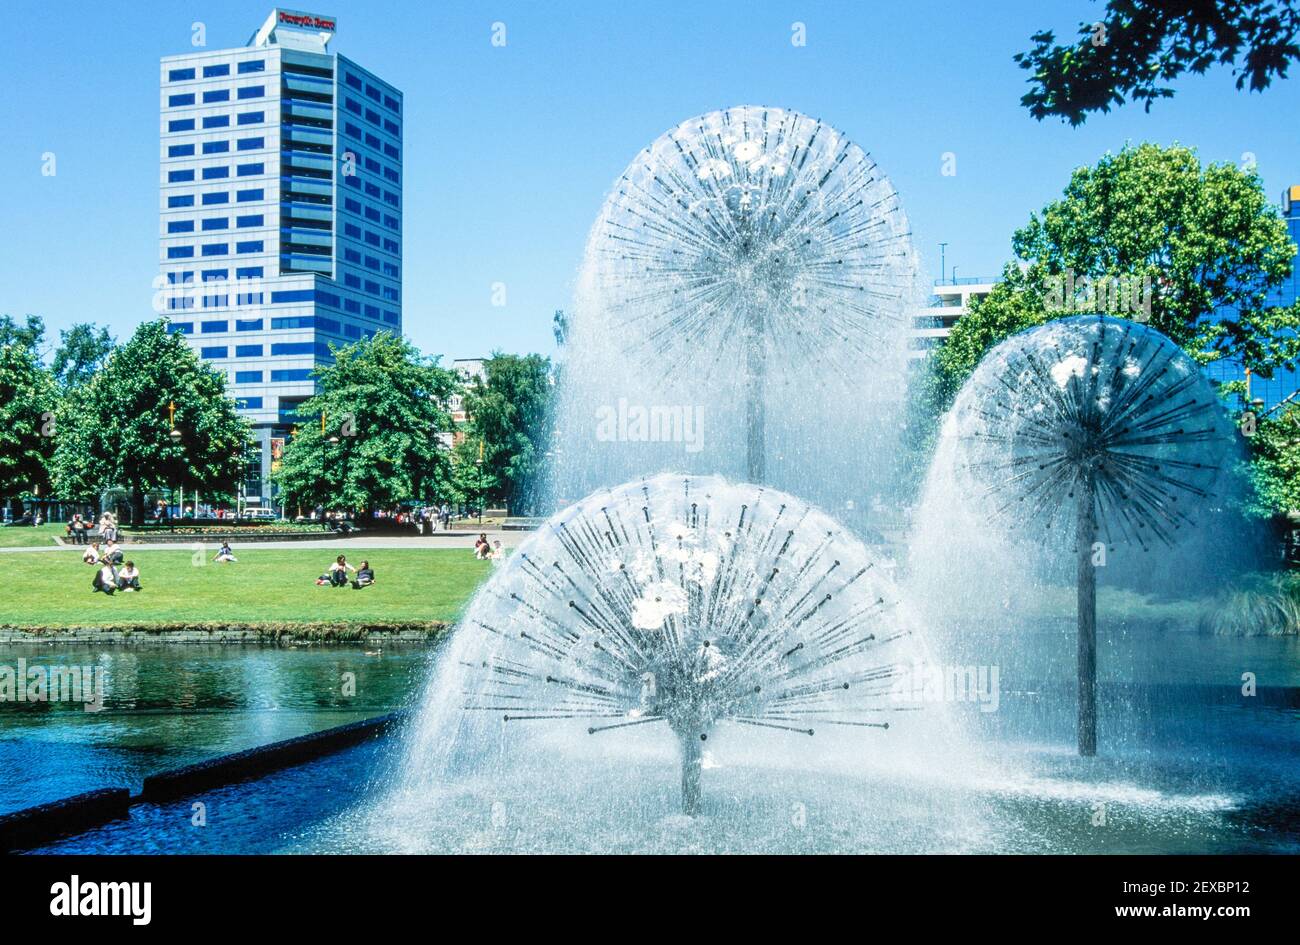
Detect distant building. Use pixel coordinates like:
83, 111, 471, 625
446, 358, 488, 447
158, 9, 403, 503
909, 277, 999, 361
1203, 185, 1300, 413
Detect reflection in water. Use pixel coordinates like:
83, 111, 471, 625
0, 643, 434, 815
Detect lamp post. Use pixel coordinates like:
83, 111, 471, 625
168, 401, 182, 523
476, 438, 484, 526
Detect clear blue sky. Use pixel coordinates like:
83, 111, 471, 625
2, 0, 1298, 362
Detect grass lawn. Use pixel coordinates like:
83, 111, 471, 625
0, 523, 65, 548
1, 548, 495, 627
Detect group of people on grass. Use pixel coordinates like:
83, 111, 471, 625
317, 555, 375, 589
474, 533, 503, 561
83, 534, 141, 595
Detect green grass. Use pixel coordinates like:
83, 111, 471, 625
1, 548, 495, 627
0, 523, 65, 547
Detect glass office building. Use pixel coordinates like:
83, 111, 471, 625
1203, 185, 1300, 413
158, 9, 402, 504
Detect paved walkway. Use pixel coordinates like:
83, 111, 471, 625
0, 528, 529, 553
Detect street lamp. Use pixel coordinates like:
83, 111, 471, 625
168, 401, 182, 443
476, 438, 485, 526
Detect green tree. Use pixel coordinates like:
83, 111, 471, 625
273, 332, 458, 515
0, 314, 46, 351
51, 323, 115, 389
928, 144, 1300, 411
1244, 406, 1300, 517
461, 353, 553, 514
1017, 1, 1300, 125
0, 340, 59, 504
49, 319, 249, 522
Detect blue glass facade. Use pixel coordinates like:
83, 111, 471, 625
158, 10, 401, 501
1204, 186, 1300, 412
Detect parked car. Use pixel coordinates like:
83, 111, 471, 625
239, 508, 279, 522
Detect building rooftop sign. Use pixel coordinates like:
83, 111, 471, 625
249, 8, 336, 52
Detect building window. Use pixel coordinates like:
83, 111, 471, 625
236, 214, 264, 228
168, 144, 195, 157
235, 266, 264, 279
271, 290, 315, 304
271, 316, 314, 329
201, 192, 230, 205
168, 93, 195, 107
201, 321, 229, 333
237, 60, 265, 74
201, 218, 229, 231
168, 119, 195, 132
202, 140, 230, 155
201, 243, 228, 257
203, 64, 230, 78
235, 397, 263, 409
236, 344, 264, 357
202, 89, 230, 104
201, 346, 228, 359
237, 85, 265, 100
201, 268, 228, 281
202, 166, 229, 180
202, 115, 230, 129
236, 240, 264, 254
168, 169, 194, 183
167, 221, 194, 234
167, 246, 194, 258
236, 163, 264, 177
168, 195, 194, 208
235, 319, 264, 332
168, 68, 196, 82
236, 188, 264, 202
237, 137, 264, 151
235, 370, 263, 383
170, 322, 194, 334
270, 369, 313, 382
237, 111, 264, 125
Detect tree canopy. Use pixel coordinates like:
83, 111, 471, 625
927, 143, 1300, 413
460, 353, 553, 514
51, 323, 115, 389
50, 319, 249, 520
1017, 0, 1300, 124
0, 339, 58, 501
273, 332, 458, 514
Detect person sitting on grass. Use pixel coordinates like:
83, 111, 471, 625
116, 561, 142, 592
215, 541, 237, 563
92, 560, 118, 595
83, 541, 102, 565
103, 540, 124, 566
352, 560, 375, 589
474, 533, 490, 560
317, 554, 354, 587
489, 540, 504, 561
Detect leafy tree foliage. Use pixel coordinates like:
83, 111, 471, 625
49, 319, 248, 522
52, 323, 115, 389
1017, 0, 1300, 124
273, 332, 458, 514
0, 314, 46, 351
460, 353, 553, 514
0, 340, 58, 501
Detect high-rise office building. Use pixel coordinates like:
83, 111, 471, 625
1202, 185, 1300, 412
158, 9, 402, 504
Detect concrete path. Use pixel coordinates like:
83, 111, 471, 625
0, 528, 529, 553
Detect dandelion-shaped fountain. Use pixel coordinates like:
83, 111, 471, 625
946, 315, 1232, 755
459, 473, 919, 814
581, 106, 916, 483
